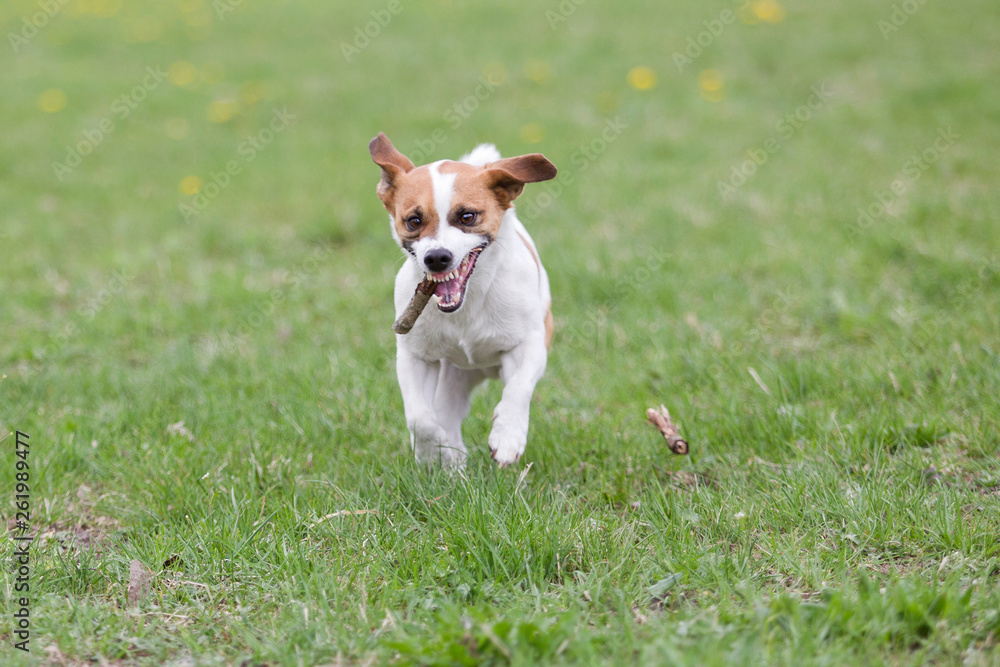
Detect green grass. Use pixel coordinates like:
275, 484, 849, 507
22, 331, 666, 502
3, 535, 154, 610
2, 0, 999, 664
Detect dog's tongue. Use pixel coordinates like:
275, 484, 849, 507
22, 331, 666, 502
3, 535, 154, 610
434, 274, 462, 305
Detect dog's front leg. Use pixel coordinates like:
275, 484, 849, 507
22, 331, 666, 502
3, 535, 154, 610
396, 346, 448, 463
489, 335, 547, 467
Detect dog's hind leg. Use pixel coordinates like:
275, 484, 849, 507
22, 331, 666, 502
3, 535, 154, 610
433, 362, 487, 467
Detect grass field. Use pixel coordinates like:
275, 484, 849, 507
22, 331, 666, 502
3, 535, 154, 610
3, 0, 1000, 664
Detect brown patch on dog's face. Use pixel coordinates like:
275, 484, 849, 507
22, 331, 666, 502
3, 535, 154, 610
438, 161, 509, 243
385, 166, 440, 251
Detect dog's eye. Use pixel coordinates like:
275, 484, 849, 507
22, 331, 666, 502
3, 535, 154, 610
459, 211, 478, 226
405, 216, 421, 231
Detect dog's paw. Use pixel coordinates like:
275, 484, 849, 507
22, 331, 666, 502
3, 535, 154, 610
490, 447, 521, 467
411, 419, 448, 463
488, 422, 526, 468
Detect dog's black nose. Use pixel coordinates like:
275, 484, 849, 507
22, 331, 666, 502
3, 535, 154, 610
423, 248, 453, 273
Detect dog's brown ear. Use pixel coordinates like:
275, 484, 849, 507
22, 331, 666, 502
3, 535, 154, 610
369, 132, 415, 210
482, 154, 558, 208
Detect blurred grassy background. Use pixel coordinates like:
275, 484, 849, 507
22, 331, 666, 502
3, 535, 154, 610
2, 0, 999, 664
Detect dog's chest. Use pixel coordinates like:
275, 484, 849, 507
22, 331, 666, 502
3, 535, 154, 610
413, 316, 515, 369
446, 337, 506, 369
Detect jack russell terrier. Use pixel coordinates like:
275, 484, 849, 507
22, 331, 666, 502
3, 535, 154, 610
369, 132, 557, 467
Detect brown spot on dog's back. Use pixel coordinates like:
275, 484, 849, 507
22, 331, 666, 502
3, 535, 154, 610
516, 231, 542, 286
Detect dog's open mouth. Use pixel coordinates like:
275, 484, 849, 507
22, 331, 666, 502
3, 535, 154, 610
426, 244, 487, 313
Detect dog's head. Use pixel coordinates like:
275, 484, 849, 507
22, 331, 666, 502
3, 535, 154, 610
369, 132, 556, 313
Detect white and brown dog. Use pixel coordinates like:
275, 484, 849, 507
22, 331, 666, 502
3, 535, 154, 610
369, 133, 557, 467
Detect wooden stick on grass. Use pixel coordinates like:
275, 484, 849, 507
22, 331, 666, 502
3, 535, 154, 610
392, 278, 437, 334
646, 404, 689, 455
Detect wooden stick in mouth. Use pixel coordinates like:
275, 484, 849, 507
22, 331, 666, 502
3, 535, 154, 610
646, 404, 689, 455
392, 278, 437, 334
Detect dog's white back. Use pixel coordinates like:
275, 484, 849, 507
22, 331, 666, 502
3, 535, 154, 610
369, 133, 557, 466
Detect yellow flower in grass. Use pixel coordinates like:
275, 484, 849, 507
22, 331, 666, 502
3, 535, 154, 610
207, 99, 239, 123
179, 175, 203, 195
169, 61, 198, 87
239, 81, 268, 106
627, 66, 657, 91
38, 89, 67, 113
740, 0, 786, 24
523, 60, 553, 84
520, 122, 545, 144
752, 0, 786, 23
698, 69, 725, 102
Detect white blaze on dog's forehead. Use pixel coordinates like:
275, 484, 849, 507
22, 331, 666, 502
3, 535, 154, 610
429, 161, 456, 239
